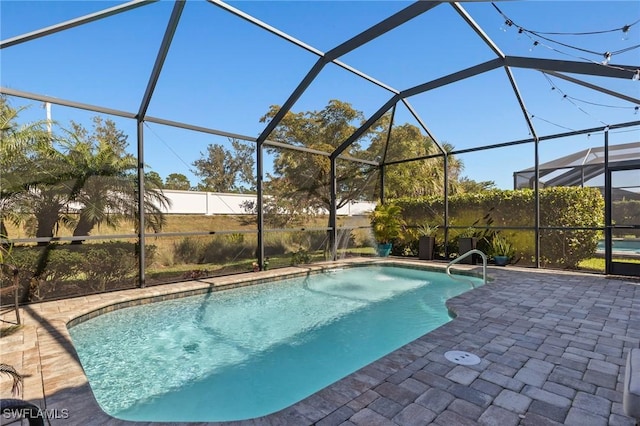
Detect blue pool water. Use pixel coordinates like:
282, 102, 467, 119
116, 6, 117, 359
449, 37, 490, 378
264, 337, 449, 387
596, 239, 640, 254
69, 266, 482, 422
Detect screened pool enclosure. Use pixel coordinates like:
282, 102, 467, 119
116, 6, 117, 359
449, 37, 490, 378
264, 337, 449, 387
1, 0, 639, 303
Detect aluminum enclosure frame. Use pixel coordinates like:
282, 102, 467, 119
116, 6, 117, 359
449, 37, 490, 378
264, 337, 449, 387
1, 0, 638, 282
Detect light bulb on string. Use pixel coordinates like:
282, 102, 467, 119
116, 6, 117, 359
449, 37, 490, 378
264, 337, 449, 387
635, 106, 639, 115
501, 19, 514, 32
529, 40, 539, 51
517, 27, 524, 40
633, 70, 640, 81
622, 25, 630, 41
602, 51, 612, 65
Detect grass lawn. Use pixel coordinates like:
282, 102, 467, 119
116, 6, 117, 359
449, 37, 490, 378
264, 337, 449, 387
578, 257, 640, 272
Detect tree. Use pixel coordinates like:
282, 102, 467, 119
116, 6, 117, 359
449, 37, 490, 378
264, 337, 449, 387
365, 123, 464, 199
457, 176, 496, 193
438, 143, 467, 196
61, 118, 170, 240
145, 171, 164, 189
193, 139, 255, 193
260, 100, 379, 225
260, 100, 465, 225
0, 97, 53, 238
165, 173, 191, 190
4, 112, 170, 242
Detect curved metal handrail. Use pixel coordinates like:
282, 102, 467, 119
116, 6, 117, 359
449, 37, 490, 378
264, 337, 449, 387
446, 249, 487, 289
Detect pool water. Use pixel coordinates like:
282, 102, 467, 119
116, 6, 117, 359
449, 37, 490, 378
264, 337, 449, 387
69, 266, 481, 422
597, 239, 640, 254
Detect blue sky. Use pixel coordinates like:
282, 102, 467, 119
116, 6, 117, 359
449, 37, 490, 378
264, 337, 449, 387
1, 0, 639, 190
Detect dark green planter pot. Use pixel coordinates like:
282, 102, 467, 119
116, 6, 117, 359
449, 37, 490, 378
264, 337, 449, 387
377, 243, 392, 257
419, 236, 435, 260
458, 237, 478, 264
494, 255, 509, 266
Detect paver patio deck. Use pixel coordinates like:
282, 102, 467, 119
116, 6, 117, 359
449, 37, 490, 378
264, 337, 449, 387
1, 259, 638, 425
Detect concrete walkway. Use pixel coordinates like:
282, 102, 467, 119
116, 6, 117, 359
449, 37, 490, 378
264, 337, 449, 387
1, 260, 638, 425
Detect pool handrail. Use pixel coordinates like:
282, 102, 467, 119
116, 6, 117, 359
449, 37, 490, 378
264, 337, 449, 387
446, 249, 487, 289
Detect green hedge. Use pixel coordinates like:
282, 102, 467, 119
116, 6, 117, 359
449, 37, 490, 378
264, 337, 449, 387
613, 200, 640, 237
394, 187, 604, 268
7, 242, 154, 302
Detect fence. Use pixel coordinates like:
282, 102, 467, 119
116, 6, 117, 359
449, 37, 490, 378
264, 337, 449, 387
159, 190, 376, 216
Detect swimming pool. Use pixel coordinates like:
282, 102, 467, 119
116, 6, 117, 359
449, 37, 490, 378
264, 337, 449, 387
69, 265, 482, 422
596, 239, 640, 255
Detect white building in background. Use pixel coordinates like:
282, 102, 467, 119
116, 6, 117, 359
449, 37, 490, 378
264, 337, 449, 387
159, 189, 375, 216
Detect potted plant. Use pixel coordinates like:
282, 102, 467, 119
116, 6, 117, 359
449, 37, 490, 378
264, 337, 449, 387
489, 234, 515, 266
369, 203, 406, 257
418, 224, 438, 260
457, 227, 479, 264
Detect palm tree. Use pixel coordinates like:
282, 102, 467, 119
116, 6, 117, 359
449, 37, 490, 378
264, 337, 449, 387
0, 363, 23, 396
0, 97, 51, 238
2, 104, 170, 242
57, 118, 170, 242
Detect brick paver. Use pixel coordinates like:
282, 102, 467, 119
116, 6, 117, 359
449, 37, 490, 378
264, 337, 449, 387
1, 259, 638, 425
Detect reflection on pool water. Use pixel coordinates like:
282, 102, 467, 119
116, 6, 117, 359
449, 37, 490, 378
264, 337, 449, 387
69, 266, 482, 422
596, 239, 640, 255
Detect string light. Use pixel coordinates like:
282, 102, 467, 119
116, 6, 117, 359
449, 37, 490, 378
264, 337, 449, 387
528, 112, 576, 131
492, 3, 639, 37
518, 29, 638, 75
542, 73, 637, 111
501, 19, 514, 32
565, 95, 639, 110
491, 3, 640, 69
542, 73, 615, 126
508, 17, 640, 37
585, 127, 639, 139
622, 25, 631, 40
529, 40, 539, 51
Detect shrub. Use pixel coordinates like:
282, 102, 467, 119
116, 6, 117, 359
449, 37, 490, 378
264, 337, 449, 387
488, 234, 515, 258
173, 237, 205, 264
263, 239, 287, 257
201, 237, 248, 263
612, 200, 640, 237
10, 246, 85, 301
394, 187, 604, 268
7, 242, 154, 301
291, 249, 311, 265
83, 244, 140, 292
539, 187, 603, 268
